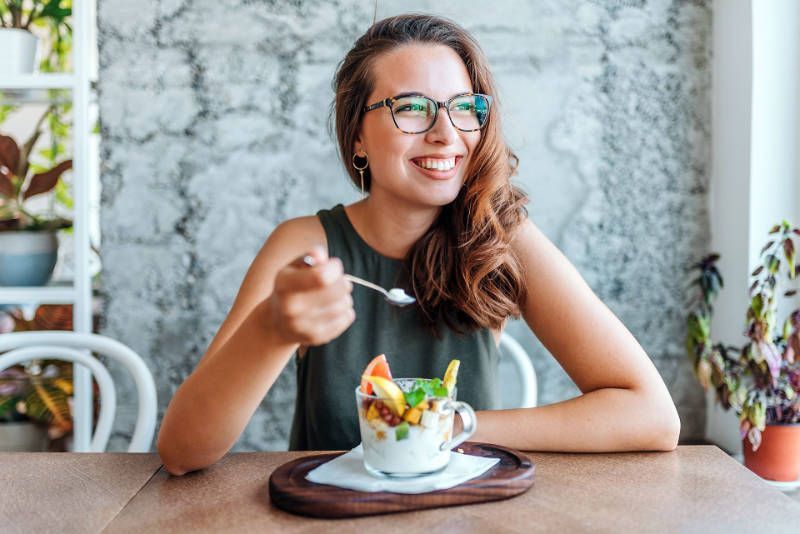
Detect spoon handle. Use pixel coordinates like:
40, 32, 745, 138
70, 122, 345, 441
343, 274, 389, 296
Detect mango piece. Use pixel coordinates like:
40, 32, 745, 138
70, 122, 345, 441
366, 403, 380, 421
403, 407, 422, 425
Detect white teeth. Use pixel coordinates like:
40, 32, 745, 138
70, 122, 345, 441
415, 157, 456, 171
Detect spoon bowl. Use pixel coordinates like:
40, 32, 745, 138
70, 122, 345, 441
348, 277, 415, 306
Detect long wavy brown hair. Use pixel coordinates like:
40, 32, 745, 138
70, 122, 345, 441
331, 14, 529, 334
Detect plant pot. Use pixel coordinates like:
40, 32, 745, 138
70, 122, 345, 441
0, 231, 59, 286
0, 421, 49, 452
742, 423, 800, 482
0, 28, 39, 74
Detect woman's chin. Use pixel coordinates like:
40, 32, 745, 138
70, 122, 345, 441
411, 176, 463, 203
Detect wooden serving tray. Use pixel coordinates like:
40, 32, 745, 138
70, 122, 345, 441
268, 441, 535, 518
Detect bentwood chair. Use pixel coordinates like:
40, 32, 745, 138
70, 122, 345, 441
0, 331, 157, 452
498, 331, 538, 408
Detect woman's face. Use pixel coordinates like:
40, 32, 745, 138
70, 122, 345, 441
356, 43, 481, 208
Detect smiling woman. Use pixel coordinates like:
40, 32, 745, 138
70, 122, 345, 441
156, 14, 680, 476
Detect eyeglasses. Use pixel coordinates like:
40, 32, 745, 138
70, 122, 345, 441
363, 92, 493, 134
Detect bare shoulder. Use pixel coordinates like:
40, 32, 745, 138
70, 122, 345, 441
263, 214, 327, 258
245, 214, 327, 294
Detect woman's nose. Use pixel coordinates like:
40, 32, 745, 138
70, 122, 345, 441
424, 106, 458, 144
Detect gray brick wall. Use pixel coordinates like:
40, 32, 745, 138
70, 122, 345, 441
97, 0, 710, 451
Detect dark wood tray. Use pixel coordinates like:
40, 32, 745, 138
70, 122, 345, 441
268, 441, 535, 518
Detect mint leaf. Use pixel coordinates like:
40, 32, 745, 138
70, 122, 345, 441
415, 379, 434, 397
404, 388, 425, 408
433, 385, 449, 398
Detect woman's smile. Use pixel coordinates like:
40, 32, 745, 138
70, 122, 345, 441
409, 155, 464, 180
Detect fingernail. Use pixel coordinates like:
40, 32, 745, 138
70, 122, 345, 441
302, 255, 315, 267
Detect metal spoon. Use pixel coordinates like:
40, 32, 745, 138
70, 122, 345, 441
302, 255, 416, 307
343, 274, 416, 306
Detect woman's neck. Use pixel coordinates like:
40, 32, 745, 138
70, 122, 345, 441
345, 195, 441, 260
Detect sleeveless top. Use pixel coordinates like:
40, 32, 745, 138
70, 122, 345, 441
288, 204, 501, 451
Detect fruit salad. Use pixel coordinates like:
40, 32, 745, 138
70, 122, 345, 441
356, 354, 461, 477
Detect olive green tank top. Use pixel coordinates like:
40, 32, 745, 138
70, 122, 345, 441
288, 204, 501, 451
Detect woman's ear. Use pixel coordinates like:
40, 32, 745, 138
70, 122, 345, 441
354, 138, 366, 156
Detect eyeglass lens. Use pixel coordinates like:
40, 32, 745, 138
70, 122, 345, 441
391, 95, 490, 133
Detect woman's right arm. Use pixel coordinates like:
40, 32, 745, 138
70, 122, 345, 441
156, 217, 354, 475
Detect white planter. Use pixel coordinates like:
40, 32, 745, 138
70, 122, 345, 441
0, 421, 48, 451
0, 231, 59, 286
0, 28, 39, 74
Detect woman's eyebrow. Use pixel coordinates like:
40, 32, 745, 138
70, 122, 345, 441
393, 90, 473, 99
394, 91, 426, 98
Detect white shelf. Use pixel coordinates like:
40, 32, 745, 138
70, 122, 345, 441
0, 73, 78, 90
0, 285, 76, 305
0, 0, 99, 452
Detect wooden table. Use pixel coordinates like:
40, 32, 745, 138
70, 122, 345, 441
2, 446, 799, 533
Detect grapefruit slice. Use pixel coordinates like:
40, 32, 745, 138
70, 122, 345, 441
359, 353, 393, 394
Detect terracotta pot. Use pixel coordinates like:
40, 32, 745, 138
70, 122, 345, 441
742, 423, 800, 482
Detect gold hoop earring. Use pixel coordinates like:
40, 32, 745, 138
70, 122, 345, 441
352, 152, 369, 197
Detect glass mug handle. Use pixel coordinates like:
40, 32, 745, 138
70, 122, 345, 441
439, 399, 477, 452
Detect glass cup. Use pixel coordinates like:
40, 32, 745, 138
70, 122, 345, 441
355, 377, 477, 478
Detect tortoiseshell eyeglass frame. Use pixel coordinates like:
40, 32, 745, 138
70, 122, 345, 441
362, 92, 493, 134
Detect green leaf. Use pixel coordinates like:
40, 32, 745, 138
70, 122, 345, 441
751, 294, 764, 316
433, 385, 449, 398
403, 388, 425, 408
54, 179, 72, 209
768, 255, 780, 274
783, 317, 793, 341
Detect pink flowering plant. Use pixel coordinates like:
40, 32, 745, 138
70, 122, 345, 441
686, 221, 800, 451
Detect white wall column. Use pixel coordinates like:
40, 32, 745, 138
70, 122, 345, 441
709, 0, 800, 454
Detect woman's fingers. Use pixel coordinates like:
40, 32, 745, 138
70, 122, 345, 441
275, 256, 344, 294
267, 247, 354, 345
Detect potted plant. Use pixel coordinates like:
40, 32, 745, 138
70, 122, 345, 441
0, 106, 72, 286
0, 304, 101, 451
0, 0, 71, 74
0, 305, 73, 451
686, 221, 800, 482
0, 360, 73, 451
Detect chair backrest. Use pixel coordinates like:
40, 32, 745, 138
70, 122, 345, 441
0, 331, 157, 452
498, 331, 538, 409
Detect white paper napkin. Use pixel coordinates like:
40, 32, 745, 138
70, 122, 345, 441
305, 444, 499, 494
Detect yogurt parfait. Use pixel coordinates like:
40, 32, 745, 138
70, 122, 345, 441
356, 355, 476, 478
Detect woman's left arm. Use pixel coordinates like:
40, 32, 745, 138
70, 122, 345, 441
472, 219, 681, 452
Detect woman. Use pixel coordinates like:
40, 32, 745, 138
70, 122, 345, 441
157, 14, 680, 475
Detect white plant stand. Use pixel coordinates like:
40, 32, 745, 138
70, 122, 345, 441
0, 1, 98, 452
